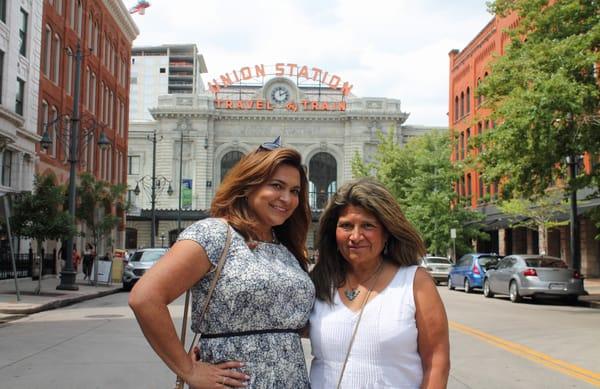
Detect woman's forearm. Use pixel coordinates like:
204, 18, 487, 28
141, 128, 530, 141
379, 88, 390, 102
129, 295, 193, 380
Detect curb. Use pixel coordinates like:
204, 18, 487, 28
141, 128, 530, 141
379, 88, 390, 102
0, 287, 123, 315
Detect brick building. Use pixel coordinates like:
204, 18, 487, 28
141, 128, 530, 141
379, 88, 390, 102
36, 0, 138, 250
449, 13, 600, 277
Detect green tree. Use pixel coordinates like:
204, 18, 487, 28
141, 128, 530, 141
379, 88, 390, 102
10, 173, 75, 294
477, 0, 600, 197
497, 187, 569, 254
353, 130, 487, 256
76, 172, 127, 283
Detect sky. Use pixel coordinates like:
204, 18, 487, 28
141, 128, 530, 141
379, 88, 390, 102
128, 0, 493, 127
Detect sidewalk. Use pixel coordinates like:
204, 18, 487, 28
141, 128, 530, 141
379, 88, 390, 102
0, 274, 123, 323
0, 275, 599, 324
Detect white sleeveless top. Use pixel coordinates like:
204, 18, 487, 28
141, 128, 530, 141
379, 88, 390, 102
309, 265, 422, 389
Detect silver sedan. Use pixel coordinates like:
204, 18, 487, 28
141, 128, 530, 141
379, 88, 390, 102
483, 254, 585, 304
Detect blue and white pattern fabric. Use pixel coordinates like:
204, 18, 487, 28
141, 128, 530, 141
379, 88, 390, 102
177, 218, 315, 388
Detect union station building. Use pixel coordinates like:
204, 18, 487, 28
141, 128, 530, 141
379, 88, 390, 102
126, 58, 434, 249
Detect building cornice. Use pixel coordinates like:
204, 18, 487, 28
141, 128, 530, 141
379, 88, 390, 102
0, 106, 25, 128
103, 0, 140, 42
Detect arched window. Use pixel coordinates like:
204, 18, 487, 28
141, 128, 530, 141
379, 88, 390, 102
459, 132, 465, 160
466, 87, 471, 114
43, 26, 52, 77
460, 92, 464, 117
466, 173, 472, 197
476, 78, 482, 106
220, 151, 244, 182
309, 152, 337, 210
466, 128, 471, 153
52, 34, 60, 83
454, 96, 459, 121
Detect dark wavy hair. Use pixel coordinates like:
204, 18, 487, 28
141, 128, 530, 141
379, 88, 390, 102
311, 177, 426, 303
210, 147, 311, 270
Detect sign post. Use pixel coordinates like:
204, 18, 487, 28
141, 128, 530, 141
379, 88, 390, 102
450, 228, 457, 263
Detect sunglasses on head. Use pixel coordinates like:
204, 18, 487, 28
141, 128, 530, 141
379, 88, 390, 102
258, 135, 282, 151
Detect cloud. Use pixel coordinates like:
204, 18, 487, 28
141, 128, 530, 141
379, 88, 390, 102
129, 0, 492, 126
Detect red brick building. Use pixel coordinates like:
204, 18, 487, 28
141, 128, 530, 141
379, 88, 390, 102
448, 13, 599, 277
37, 0, 138, 249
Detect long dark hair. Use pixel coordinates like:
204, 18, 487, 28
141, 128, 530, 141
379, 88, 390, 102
311, 178, 426, 303
211, 147, 311, 269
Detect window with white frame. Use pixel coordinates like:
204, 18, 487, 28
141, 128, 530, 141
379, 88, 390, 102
90, 72, 96, 113
0, 0, 6, 23
43, 26, 52, 77
53, 34, 61, 83
15, 78, 25, 115
1, 149, 12, 187
76, 0, 82, 37
19, 8, 28, 57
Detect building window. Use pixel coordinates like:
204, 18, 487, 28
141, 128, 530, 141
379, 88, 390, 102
477, 78, 482, 106
19, 8, 28, 56
460, 92, 464, 118
53, 34, 61, 83
43, 26, 52, 77
220, 151, 244, 182
465, 128, 471, 153
49, 106, 58, 158
466, 87, 471, 114
0, 0, 6, 23
15, 78, 25, 115
479, 173, 485, 199
55, 0, 63, 15
454, 96, 458, 121
66, 48, 73, 95
128, 155, 140, 175
466, 174, 472, 197
1, 150, 12, 187
459, 132, 465, 160
309, 152, 337, 210
39, 100, 48, 137
90, 72, 96, 113
0, 50, 3, 104
76, 0, 83, 37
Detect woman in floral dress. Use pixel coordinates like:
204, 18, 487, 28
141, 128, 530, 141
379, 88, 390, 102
129, 139, 314, 388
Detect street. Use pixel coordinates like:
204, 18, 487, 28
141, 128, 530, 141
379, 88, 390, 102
1, 288, 599, 388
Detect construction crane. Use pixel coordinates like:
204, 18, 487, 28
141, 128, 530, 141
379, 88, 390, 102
129, 0, 150, 15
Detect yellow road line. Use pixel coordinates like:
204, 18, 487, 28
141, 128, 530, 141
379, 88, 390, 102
449, 321, 600, 387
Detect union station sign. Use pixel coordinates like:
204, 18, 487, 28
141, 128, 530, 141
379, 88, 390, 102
208, 63, 352, 112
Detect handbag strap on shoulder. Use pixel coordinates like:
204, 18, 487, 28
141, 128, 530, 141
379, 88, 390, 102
179, 219, 232, 352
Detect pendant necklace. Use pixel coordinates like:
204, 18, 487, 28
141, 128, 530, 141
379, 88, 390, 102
344, 260, 384, 301
248, 229, 278, 249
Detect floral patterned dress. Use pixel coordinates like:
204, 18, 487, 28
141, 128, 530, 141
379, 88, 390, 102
178, 218, 315, 388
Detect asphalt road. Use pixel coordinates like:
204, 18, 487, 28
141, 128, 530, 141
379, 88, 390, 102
0, 288, 599, 388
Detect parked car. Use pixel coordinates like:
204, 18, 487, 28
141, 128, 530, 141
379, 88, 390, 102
421, 256, 453, 285
483, 254, 585, 304
448, 253, 501, 293
122, 248, 168, 291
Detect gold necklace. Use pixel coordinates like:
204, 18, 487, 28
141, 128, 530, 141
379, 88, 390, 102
344, 260, 384, 301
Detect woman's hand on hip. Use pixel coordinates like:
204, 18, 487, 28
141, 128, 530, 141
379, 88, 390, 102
187, 347, 250, 388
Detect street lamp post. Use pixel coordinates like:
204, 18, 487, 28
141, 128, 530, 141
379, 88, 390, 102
40, 42, 110, 291
133, 133, 173, 247
566, 154, 582, 272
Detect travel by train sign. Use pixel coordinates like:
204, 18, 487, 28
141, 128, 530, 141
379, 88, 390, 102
208, 63, 352, 112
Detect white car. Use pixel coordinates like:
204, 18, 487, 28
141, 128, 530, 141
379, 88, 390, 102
122, 248, 168, 290
421, 256, 453, 285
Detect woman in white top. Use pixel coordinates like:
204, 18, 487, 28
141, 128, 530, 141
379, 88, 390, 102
310, 178, 450, 388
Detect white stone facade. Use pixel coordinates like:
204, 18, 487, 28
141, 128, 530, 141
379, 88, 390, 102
126, 77, 433, 248
0, 0, 43, 196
